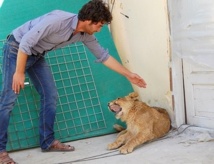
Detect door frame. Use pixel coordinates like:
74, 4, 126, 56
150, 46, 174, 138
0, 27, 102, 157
171, 54, 186, 127
168, 0, 186, 128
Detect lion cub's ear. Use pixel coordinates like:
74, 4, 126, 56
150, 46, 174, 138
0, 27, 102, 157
128, 92, 139, 100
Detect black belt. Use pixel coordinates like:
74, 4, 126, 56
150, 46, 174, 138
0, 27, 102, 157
6, 34, 12, 39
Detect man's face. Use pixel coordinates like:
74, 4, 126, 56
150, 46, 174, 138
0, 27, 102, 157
85, 21, 105, 35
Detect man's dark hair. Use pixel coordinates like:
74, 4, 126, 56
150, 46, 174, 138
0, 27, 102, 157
78, 0, 112, 24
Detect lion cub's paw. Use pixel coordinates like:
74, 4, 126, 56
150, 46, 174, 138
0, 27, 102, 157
119, 145, 134, 154
107, 142, 120, 150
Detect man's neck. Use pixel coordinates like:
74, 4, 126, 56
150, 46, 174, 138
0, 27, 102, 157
73, 20, 86, 34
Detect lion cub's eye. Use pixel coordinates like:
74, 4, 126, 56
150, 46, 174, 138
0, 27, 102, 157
117, 98, 121, 100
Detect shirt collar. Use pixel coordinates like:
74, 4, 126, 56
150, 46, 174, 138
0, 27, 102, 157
71, 14, 78, 31
71, 14, 84, 35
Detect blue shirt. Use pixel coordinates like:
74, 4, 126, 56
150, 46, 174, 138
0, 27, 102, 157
12, 10, 110, 63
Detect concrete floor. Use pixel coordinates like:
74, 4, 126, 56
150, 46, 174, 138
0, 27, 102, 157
9, 125, 214, 164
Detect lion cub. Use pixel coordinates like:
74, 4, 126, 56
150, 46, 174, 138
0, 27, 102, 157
107, 92, 171, 154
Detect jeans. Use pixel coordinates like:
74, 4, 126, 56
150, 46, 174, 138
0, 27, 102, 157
0, 35, 58, 152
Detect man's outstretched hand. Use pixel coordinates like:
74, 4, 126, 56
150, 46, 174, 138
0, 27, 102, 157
126, 73, 147, 88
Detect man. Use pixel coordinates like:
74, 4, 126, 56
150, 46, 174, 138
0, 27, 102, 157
0, 0, 147, 163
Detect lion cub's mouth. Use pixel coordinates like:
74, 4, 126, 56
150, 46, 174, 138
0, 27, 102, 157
108, 103, 122, 114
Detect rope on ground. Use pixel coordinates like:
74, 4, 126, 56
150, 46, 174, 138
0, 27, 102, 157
142, 124, 198, 146
55, 149, 121, 164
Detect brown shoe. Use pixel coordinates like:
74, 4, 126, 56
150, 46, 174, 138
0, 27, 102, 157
42, 140, 75, 152
0, 151, 17, 164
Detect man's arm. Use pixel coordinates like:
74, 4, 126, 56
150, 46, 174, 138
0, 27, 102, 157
103, 55, 147, 88
12, 50, 28, 94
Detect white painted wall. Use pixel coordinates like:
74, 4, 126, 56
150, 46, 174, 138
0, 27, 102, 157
169, 0, 214, 69
108, 0, 173, 123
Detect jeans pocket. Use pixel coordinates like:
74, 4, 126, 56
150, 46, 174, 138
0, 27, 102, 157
9, 42, 18, 55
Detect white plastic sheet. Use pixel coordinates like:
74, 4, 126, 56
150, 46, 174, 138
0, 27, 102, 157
169, 0, 214, 68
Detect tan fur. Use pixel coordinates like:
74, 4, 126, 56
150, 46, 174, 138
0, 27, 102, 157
107, 92, 171, 154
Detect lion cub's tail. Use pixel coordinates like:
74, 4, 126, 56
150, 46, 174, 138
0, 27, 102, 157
113, 124, 125, 132
113, 124, 127, 136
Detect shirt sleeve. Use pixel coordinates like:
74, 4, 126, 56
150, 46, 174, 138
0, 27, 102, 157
83, 35, 110, 63
18, 14, 61, 55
